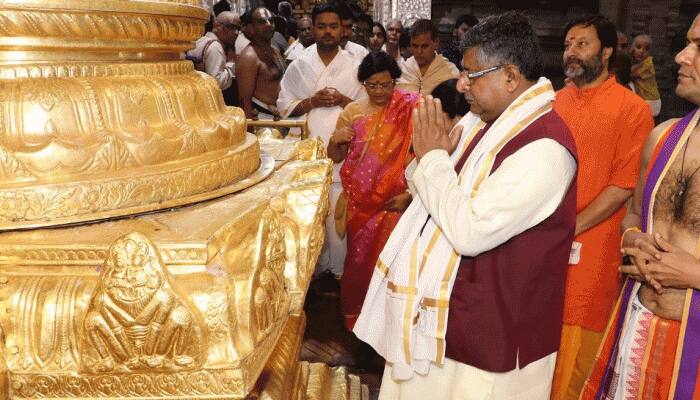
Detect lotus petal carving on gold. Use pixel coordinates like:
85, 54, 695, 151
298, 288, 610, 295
0, 0, 272, 230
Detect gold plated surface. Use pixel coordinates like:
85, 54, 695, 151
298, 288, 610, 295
0, 158, 333, 399
0, 0, 257, 230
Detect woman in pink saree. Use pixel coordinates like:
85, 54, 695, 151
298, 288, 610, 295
328, 51, 419, 330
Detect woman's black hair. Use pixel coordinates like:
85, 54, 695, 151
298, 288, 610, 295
430, 79, 469, 119
357, 50, 402, 82
372, 22, 387, 39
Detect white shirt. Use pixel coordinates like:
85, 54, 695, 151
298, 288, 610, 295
187, 32, 235, 90
411, 139, 576, 257
284, 39, 307, 61
343, 40, 369, 64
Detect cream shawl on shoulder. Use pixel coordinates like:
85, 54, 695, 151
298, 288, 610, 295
396, 54, 459, 95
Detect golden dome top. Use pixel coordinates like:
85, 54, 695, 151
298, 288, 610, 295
0, 0, 261, 230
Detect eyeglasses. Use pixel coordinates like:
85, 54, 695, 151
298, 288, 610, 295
459, 64, 506, 81
363, 80, 395, 90
223, 23, 241, 31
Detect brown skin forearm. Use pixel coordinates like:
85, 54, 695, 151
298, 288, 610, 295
575, 185, 633, 236
289, 98, 312, 117
339, 94, 352, 108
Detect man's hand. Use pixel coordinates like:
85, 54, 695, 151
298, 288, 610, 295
384, 192, 412, 211
621, 231, 663, 291
630, 234, 700, 290
309, 89, 330, 109
324, 87, 349, 107
331, 127, 355, 144
412, 96, 462, 161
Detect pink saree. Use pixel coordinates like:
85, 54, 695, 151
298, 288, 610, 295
340, 89, 420, 330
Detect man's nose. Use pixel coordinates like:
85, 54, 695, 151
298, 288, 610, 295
675, 44, 693, 65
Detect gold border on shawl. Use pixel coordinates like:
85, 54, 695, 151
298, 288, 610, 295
471, 104, 552, 195
647, 110, 700, 233
376, 259, 389, 276
402, 240, 419, 364
487, 82, 553, 134
419, 229, 443, 276
455, 121, 488, 184
421, 297, 450, 308
435, 250, 459, 365
388, 281, 418, 295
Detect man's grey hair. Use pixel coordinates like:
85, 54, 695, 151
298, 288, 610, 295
460, 11, 543, 81
216, 11, 239, 25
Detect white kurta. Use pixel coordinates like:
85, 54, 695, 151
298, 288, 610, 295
343, 40, 370, 64
277, 45, 366, 276
284, 39, 306, 61
186, 32, 235, 90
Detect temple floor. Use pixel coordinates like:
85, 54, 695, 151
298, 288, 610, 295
302, 273, 384, 400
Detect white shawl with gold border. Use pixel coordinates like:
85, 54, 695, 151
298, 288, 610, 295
353, 78, 556, 380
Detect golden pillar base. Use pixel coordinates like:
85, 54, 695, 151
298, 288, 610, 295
0, 146, 364, 399
0, 0, 367, 397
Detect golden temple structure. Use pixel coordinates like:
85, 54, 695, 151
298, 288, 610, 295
0, 0, 367, 398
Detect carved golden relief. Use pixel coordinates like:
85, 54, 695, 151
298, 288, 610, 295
83, 232, 201, 373
0, 158, 336, 399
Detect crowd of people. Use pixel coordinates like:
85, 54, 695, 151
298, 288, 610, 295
189, 3, 700, 399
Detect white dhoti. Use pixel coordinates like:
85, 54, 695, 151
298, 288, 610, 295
316, 178, 346, 276
379, 354, 556, 400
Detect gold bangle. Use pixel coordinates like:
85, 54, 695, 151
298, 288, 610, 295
621, 226, 641, 248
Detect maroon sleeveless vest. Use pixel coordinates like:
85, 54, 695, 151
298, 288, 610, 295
444, 110, 578, 372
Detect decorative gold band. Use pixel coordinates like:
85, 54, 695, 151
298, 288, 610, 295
0, 137, 271, 230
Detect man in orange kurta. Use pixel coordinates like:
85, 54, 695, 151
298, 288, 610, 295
550, 16, 654, 400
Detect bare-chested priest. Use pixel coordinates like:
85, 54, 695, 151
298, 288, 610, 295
236, 7, 286, 119
581, 13, 700, 399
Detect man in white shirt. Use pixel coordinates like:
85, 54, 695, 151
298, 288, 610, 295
354, 12, 578, 400
396, 19, 459, 95
285, 16, 314, 62
277, 3, 365, 278
187, 11, 240, 91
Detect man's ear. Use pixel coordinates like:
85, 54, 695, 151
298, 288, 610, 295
503, 65, 521, 91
